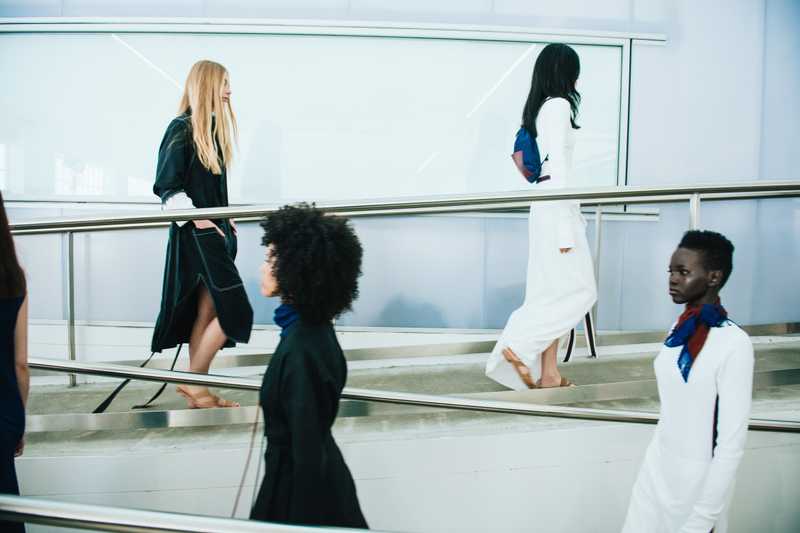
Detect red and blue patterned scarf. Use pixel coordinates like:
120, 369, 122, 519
664, 299, 728, 382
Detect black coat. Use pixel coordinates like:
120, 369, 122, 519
0, 297, 24, 533
251, 320, 368, 528
150, 114, 253, 352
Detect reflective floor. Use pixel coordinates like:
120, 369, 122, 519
25, 333, 800, 429
17, 327, 800, 533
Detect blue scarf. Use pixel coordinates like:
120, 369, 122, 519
664, 300, 728, 382
273, 303, 299, 337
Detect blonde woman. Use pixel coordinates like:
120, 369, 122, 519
152, 60, 253, 408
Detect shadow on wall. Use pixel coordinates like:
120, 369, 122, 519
484, 282, 525, 329
375, 295, 448, 328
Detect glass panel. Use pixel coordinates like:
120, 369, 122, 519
0, 32, 622, 203
12, 199, 800, 330
600, 198, 800, 331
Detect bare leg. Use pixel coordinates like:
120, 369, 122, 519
502, 338, 574, 390
539, 339, 562, 387
502, 347, 537, 388
189, 316, 226, 375
178, 285, 238, 408
188, 285, 216, 370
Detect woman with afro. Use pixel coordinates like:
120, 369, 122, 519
250, 203, 368, 528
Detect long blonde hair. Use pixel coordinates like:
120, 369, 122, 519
178, 60, 238, 175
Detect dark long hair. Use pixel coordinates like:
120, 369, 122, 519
521, 43, 581, 137
0, 191, 26, 298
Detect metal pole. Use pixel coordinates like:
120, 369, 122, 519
689, 193, 701, 229
593, 205, 603, 326
0, 494, 380, 533
26, 358, 800, 432
66, 231, 77, 387
9, 181, 800, 236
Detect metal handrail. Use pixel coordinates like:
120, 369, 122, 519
0, 495, 388, 533
28, 358, 800, 432
0, 17, 666, 43
10, 180, 800, 235
13, 180, 800, 397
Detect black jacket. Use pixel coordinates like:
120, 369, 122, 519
251, 320, 367, 528
150, 114, 252, 352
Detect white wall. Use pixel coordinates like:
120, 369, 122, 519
627, 0, 799, 185
4, 1, 799, 330
620, 0, 800, 329
2, 2, 796, 187
0, 34, 623, 202
0, 0, 667, 34
16, 420, 800, 533
760, 0, 800, 182
628, 1, 763, 185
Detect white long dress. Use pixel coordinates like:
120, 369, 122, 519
621, 321, 754, 533
485, 97, 597, 390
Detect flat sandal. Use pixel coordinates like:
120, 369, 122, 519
502, 347, 539, 389
535, 377, 576, 389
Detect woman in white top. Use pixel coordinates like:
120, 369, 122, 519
485, 43, 597, 389
622, 230, 753, 533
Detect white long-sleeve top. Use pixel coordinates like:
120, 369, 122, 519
484, 97, 596, 389
622, 321, 754, 533
535, 97, 578, 249
162, 191, 194, 227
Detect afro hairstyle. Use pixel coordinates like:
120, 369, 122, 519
260, 203, 363, 324
678, 230, 735, 288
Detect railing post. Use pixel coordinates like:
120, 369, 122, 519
66, 231, 77, 387
689, 193, 701, 229
593, 205, 602, 326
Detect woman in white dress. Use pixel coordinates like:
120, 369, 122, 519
622, 230, 754, 533
485, 43, 597, 390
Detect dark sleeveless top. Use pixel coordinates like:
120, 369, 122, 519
0, 296, 24, 438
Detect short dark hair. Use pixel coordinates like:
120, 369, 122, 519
260, 203, 362, 324
678, 230, 735, 288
